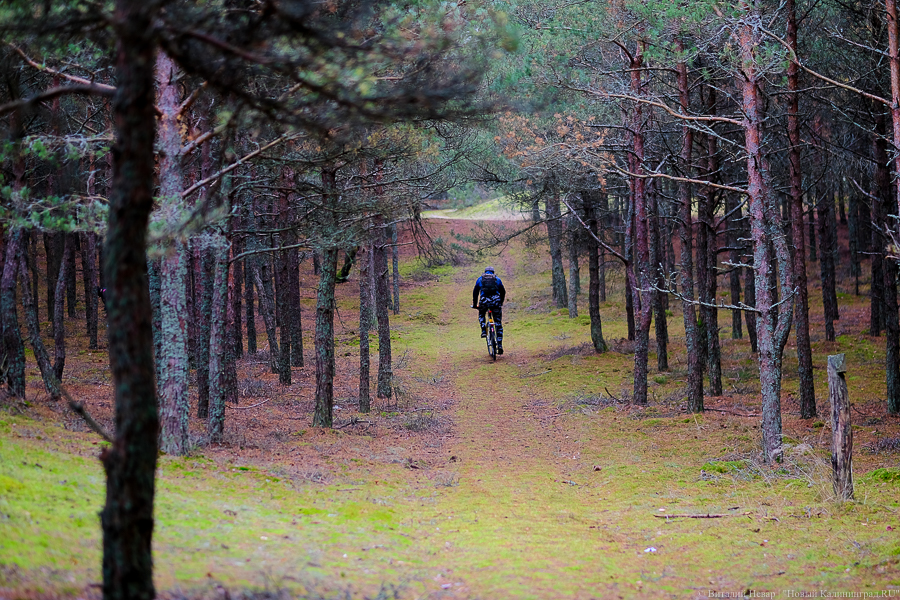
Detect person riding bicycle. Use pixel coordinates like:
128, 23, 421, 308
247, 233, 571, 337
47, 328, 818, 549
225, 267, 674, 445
472, 266, 506, 354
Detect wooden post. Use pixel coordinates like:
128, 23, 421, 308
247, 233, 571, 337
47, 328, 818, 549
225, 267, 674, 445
827, 353, 854, 500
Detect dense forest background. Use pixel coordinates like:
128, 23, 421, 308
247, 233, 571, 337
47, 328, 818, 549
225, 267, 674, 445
3, 0, 900, 597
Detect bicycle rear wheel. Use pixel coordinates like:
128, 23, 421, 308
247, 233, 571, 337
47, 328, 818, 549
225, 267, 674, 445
487, 325, 497, 360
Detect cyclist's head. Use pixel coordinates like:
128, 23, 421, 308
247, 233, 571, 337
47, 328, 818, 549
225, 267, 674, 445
484, 267, 495, 274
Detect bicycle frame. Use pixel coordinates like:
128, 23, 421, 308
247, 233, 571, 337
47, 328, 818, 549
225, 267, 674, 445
485, 308, 497, 361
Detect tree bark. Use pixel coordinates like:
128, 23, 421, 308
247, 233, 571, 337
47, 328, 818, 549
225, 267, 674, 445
546, 195, 568, 308
1, 229, 25, 398
44, 233, 63, 327
374, 215, 393, 399
650, 188, 668, 371
19, 254, 60, 400
740, 8, 795, 462
676, 49, 703, 412
391, 223, 400, 315
196, 246, 214, 415
207, 241, 230, 442
359, 242, 372, 411
253, 265, 280, 374
156, 50, 190, 454
100, 3, 159, 596
584, 191, 608, 352
827, 353, 853, 500
568, 212, 579, 318
83, 233, 99, 350
53, 235, 71, 382
787, 0, 816, 417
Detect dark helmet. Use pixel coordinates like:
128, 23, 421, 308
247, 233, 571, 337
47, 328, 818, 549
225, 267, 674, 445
484, 267, 495, 274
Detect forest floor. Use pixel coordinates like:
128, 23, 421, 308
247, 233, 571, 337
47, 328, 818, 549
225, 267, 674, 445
2, 207, 900, 599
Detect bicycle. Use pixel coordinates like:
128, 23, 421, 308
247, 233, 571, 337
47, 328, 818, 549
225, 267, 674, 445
473, 305, 498, 361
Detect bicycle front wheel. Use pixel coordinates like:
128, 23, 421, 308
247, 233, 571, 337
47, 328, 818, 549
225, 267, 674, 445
487, 326, 497, 360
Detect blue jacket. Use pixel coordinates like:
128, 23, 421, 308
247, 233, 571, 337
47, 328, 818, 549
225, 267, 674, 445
473, 275, 506, 308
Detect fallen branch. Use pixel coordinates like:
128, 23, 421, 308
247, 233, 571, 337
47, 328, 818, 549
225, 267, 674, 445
654, 512, 746, 519
67, 397, 114, 443
226, 397, 273, 410
335, 418, 373, 429
604, 387, 623, 403
704, 407, 760, 417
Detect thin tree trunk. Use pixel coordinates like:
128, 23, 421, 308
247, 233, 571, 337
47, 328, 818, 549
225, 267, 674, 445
374, 216, 393, 399
45, 233, 63, 327
66, 234, 78, 318
83, 233, 99, 350
568, 213, 579, 318
740, 9, 795, 462
650, 189, 668, 371
19, 254, 60, 399
196, 246, 214, 416
359, 242, 372, 411
391, 223, 400, 315
676, 48, 703, 412
230, 233, 243, 358
53, 236, 71, 382
1, 229, 25, 398
584, 191, 608, 352
207, 241, 229, 442
546, 195, 568, 308
245, 249, 257, 354
787, 0, 816, 417
253, 265, 280, 374
275, 242, 292, 386
313, 236, 338, 427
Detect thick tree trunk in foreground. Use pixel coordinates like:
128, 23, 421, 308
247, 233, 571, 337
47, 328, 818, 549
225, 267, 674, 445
101, 3, 159, 597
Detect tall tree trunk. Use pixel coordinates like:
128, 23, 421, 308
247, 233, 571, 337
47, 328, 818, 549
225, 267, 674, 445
313, 169, 339, 427
245, 250, 257, 354
727, 194, 744, 340
848, 190, 861, 295
359, 242, 372, 411
1, 229, 25, 398
598, 193, 608, 302
196, 246, 214, 416
568, 213, 579, 318
45, 233, 63, 327
872, 111, 891, 337
83, 233, 99, 350
546, 195, 568, 308
289, 250, 303, 367
230, 232, 243, 358
100, 4, 159, 597
787, 0, 816, 417
253, 265, 280, 374
391, 223, 400, 315
275, 240, 292, 386
740, 9, 795, 462
628, 44, 652, 405
207, 240, 230, 442
818, 188, 839, 341
704, 123, 722, 396
676, 48, 703, 412
53, 236, 71, 381
650, 188, 668, 371
374, 216, 393, 399
156, 51, 190, 454
584, 191, 608, 352
19, 254, 60, 399
66, 234, 78, 318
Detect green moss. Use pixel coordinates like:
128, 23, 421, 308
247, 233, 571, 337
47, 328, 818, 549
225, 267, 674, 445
864, 468, 900, 483
701, 460, 749, 474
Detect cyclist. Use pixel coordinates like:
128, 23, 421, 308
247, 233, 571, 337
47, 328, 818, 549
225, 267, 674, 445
471, 266, 506, 354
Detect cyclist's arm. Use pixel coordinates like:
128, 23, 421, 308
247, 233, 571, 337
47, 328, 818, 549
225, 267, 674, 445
472, 278, 481, 307
498, 281, 506, 305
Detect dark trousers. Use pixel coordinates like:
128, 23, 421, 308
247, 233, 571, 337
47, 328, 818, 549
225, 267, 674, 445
478, 306, 503, 341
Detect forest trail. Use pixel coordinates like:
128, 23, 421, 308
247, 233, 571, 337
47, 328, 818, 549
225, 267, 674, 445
3, 218, 900, 599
